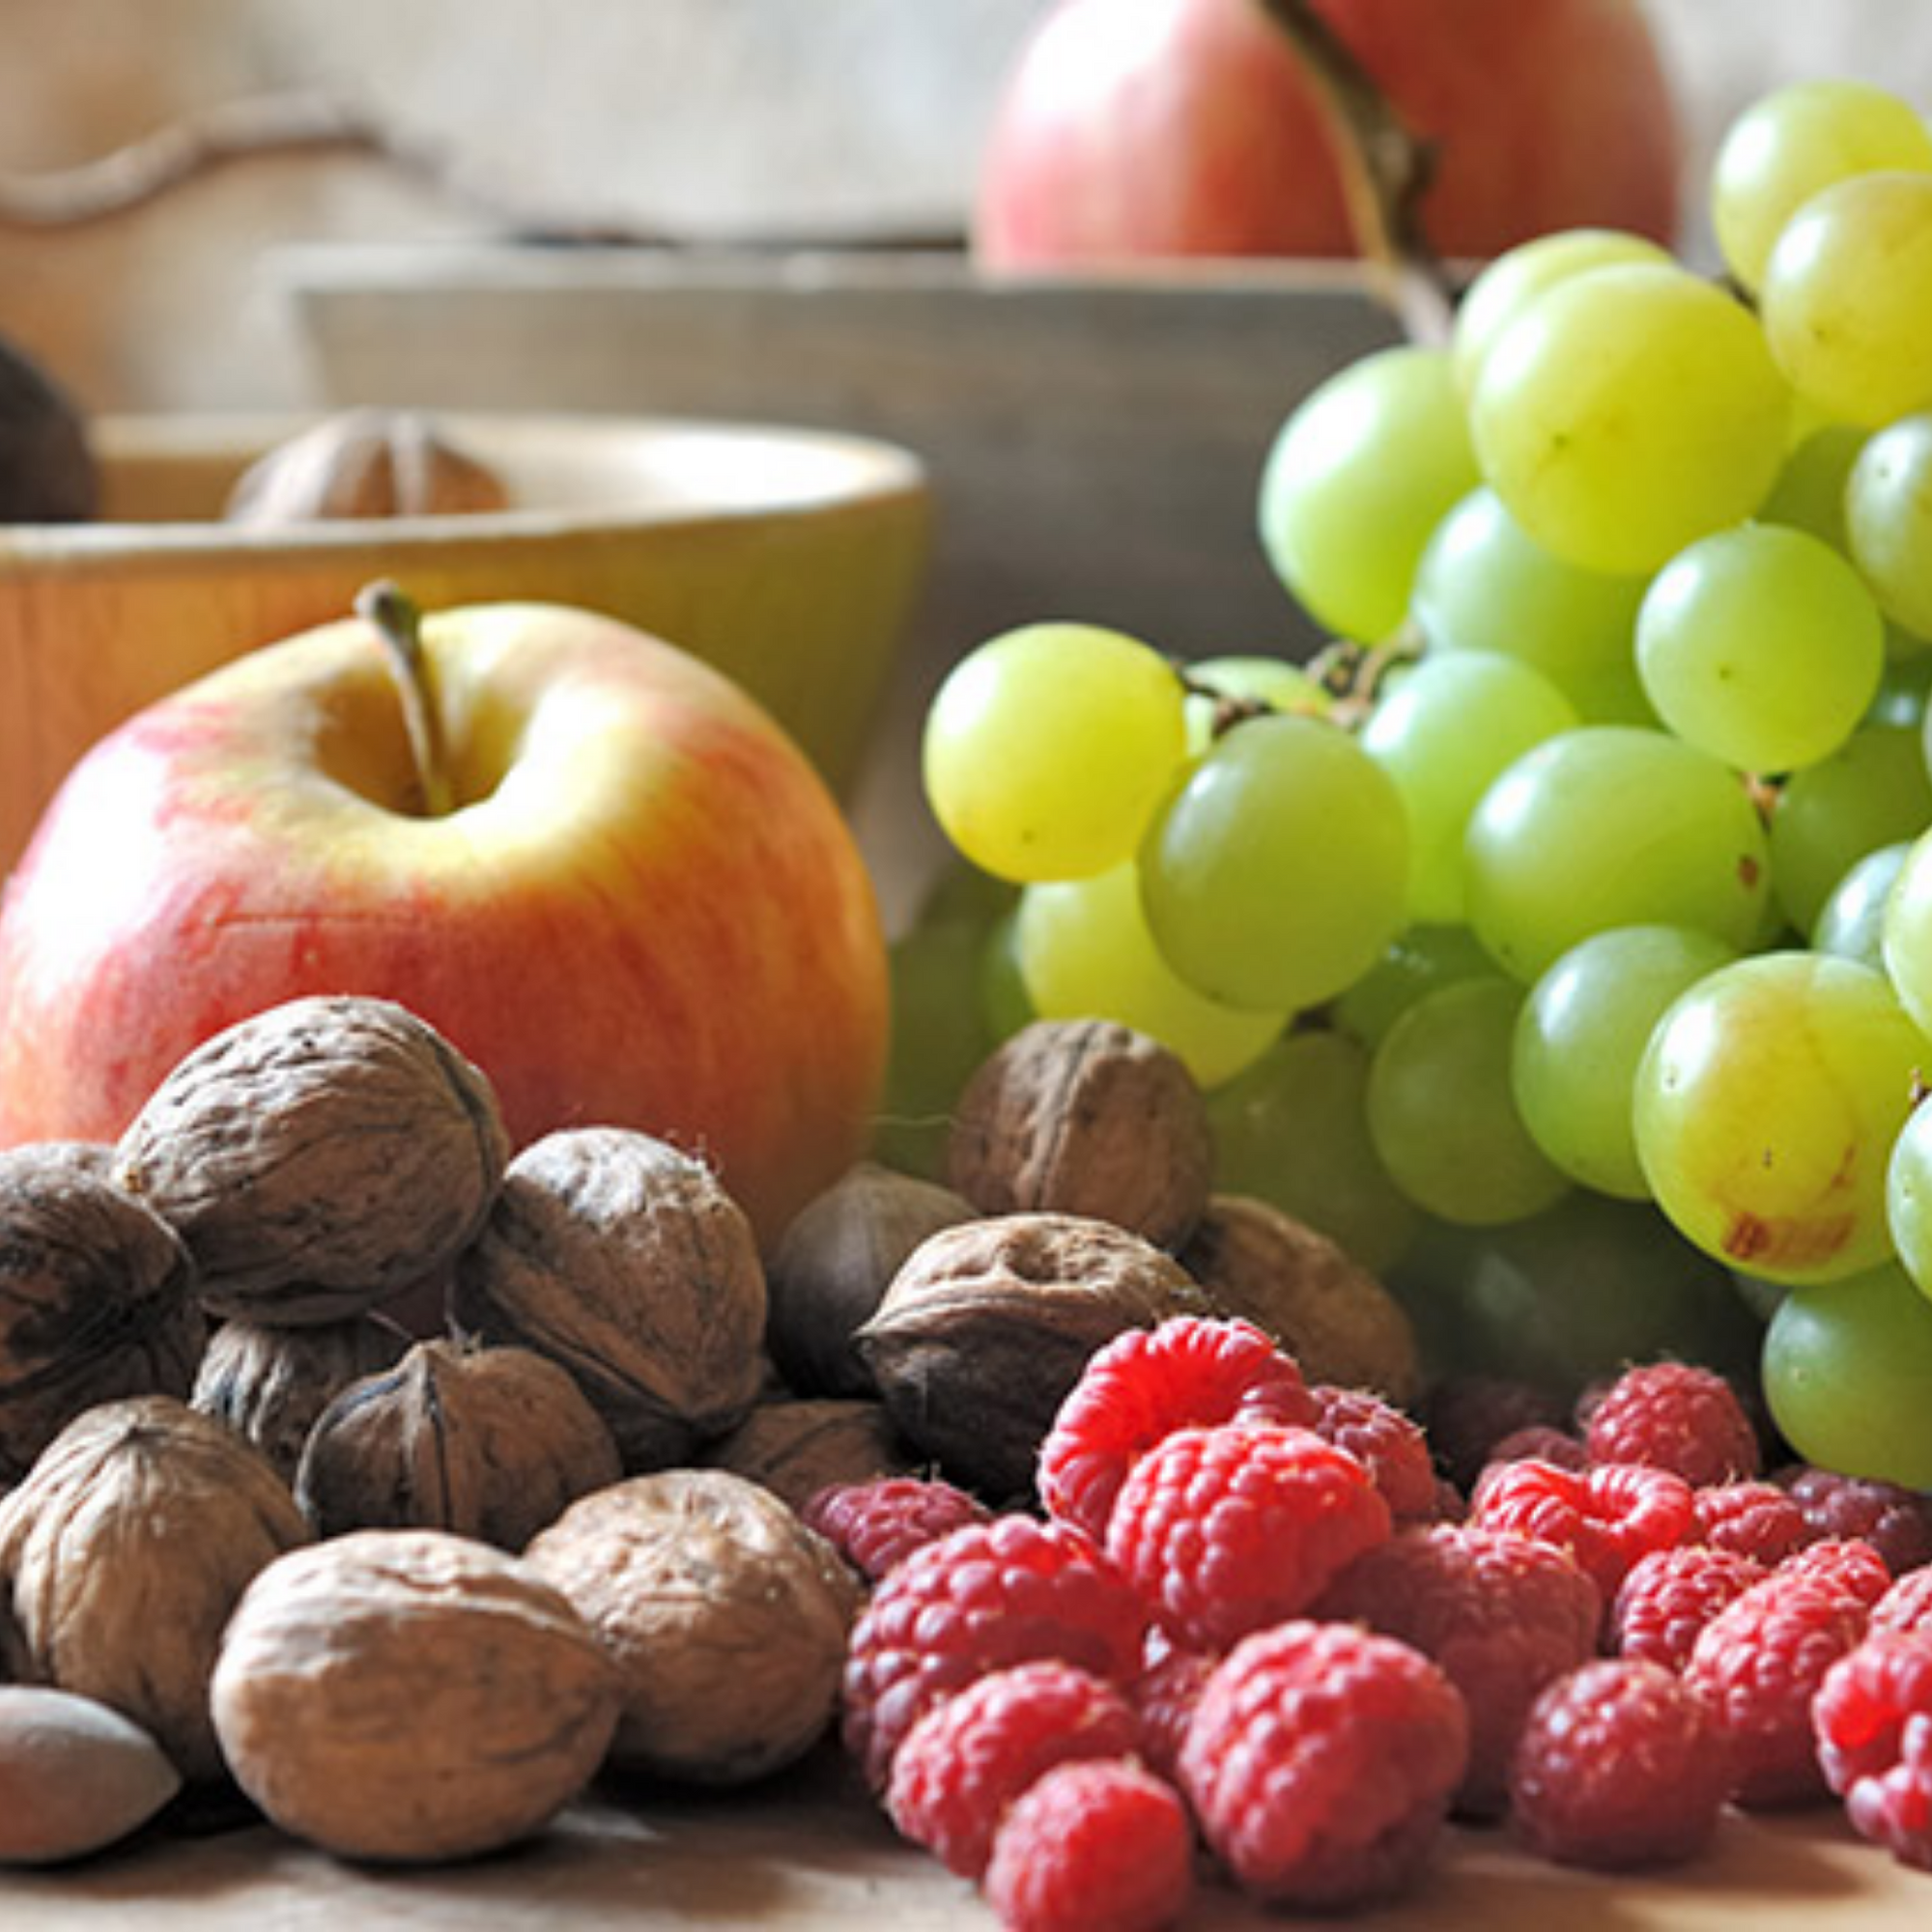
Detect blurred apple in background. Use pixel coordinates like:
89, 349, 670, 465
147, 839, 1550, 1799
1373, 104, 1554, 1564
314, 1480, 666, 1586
973, 0, 1682, 268
0, 593, 889, 1250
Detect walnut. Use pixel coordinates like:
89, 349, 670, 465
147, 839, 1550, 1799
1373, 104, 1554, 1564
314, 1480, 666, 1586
222, 408, 512, 524
295, 1339, 622, 1548
766, 1162, 978, 1397
0, 1396, 311, 1782
114, 995, 510, 1325
210, 1527, 620, 1863
855, 1211, 1213, 1501
191, 1312, 412, 1482
946, 1019, 1213, 1249
0, 1143, 206, 1482
526, 1469, 859, 1786
451, 1127, 767, 1471
1179, 1194, 1423, 1406
0, 1687, 182, 1864
703, 1397, 913, 1513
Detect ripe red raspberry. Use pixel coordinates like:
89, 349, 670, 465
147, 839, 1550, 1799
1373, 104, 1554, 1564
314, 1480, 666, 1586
1870, 1564, 1932, 1642
1423, 1375, 1569, 1492
1690, 1479, 1811, 1566
1315, 1522, 1600, 1817
1128, 1640, 1217, 1784
1037, 1315, 1315, 1543
1305, 1383, 1439, 1521
1483, 1425, 1588, 1474
1780, 1465, 1932, 1575
1178, 1619, 1468, 1910
1581, 1360, 1760, 1487
802, 1477, 994, 1585
1608, 1544, 1767, 1673
983, 1757, 1196, 1932
1815, 1632, 1932, 1869
1467, 1457, 1695, 1604
1509, 1659, 1730, 1868
1105, 1421, 1391, 1651
840, 1513, 1150, 1791
1777, 1536, 1894, 1611
884, 1660, 1143, 1879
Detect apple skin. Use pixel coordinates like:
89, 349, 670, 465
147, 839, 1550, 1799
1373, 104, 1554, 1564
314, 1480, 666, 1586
972, 0, 1682, 268
0, 600, 889, 1252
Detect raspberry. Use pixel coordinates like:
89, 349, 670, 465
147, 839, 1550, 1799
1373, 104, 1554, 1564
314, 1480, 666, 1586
1178, 1619, 1468, 1910
884, 1660, 1143, 1879
1467, 1457, 1695, 1604
1315, 1522, 1600, 1817
1128, 1640, 1217, 1784
983, 1758, 1196, 1932
1777, 1536, 1894, 1611
801, 1477, 994, 1585
1780, 1466, 1932, 1576
1581, 1360, 1761, 1487
1608, 1544, 1767, 1672
1509, 1659, 1730, 1868
1483, 1424, 1588, 1474
1815, 1632, 1932, 1869
1423, 1374, 1570, 1492
840, 1513, 1150, 1791
1305, 1383, 1439, 1521
1690, 1479, 1811, 1566
1105, 1421, 1391, 1651
1870, 1564, 1932, 1641
1037, 1315, 1315, 1543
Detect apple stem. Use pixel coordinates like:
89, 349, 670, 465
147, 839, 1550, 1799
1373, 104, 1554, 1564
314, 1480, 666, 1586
1250, 0, 1456, 347
355, 579, 454, 817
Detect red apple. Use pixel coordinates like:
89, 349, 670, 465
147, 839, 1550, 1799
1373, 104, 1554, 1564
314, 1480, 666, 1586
0, 595, 889, 1250
973, 0, 1682, 268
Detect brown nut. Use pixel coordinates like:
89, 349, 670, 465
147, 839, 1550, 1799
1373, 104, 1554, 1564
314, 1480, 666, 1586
0, 1686, 183, 1865
0, 1396, 311, 1782
855, 1211, 1212, 1502
702, 1397, 914, 1514
526, 1469, 859, 1786
450, 1127, 767, 1470
211, 1527, 620, 1863
945, 1019, 1213, 1249
294, 1339, 622, 1548
222, 408, 511, 524
114, 995, 510, 1325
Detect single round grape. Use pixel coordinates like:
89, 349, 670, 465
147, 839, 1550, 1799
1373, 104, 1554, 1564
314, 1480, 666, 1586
1769, 724, 1932, 935
1182, 653, 1328, 753
1711, 78, 1932, 296
1366, 976, 1572, 1228
1139, 713, 1409, 1014
1881, 828, 1932, 1038
1760, 170, 1932, 429
1014, 863, 1287, 1089
1812, 841, 1911, 970
1329, 922, 1497, 1052
1634, 522, 1883, 776
1759, 423, 1868, 554
1889, 1097, 1932, 1304
1762, 1262, 1932, 1490
921, 621, 1187, 883
1470, 262, 1791, 577
1513, 923, 1739, 1200
1463, 725, 1773, 981
1634, 951, 1930, 1286
1257, 345, 1478, 644
1847, 412, 1932, 640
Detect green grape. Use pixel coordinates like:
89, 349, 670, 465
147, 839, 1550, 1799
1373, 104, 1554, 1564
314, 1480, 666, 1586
1139, 713, 1409, 1014
1257, 345, 1479, 644
872, 916, 1002, 1179
1014, 862, 1287, 1089
1813, 841, 1911, 971
1512, 923, 1739, 1200
1182, 653, 1328, 753
1762, 1262, 1932, 1489
1329, 922, 1496, 1050
921, 621, 1186, 883
979, 906, 1034, 1043
1365, 976, 1572, 1227
1634, 951, 1929, 1286
1869, 652, 1932, 728
1889, 1096, 1932, 1302
1463, 725, 1774, 981
1768, 724, 1932, 934
1359, 649, 1577, 923
1847, 412, 1932, 640
1409, 486, 1653, 724
1205, 1026, 1418, 1274
1469, 262, 1791, 577
1634, 523, 1883, 777
1760, 171, 1932, 429
1711, 78, 1932, 297
1759, 423, 1867, 554
1881, 829, 1932, 1038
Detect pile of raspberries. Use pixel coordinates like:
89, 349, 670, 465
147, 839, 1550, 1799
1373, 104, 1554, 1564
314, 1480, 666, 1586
800, 1315, 1932, 1932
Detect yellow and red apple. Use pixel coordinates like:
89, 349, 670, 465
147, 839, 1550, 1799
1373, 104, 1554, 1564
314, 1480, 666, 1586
0, 593, 889, 1250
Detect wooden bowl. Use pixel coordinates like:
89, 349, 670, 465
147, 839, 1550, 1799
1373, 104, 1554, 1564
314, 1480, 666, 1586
0, 411, 932, 879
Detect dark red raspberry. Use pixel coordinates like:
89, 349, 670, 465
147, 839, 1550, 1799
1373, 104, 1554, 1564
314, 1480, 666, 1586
802, 1477, 994, 1585
1128, 1640, 1217, 1784
1780, 1466, 1932, 1576
1305, 1384, 1439, 1521
1690, 1479, 1811, 1566
1815, 1632, 1932, 1869
1509, 1659, 1731, 1868
1777, 1537, 1894, 1611
840, 1513, 1150, 1792
1178, 1619, 1468, 1911
1423, 1375, 1569, 1492
1484, 1425, 1588, 1473
1608, 1544, 1767, 1673
1467, 1457, 1695, 1604
1870, 1564, 1932, 1642
884, 1660, 1143, 1879
983, 1758, 1196, 1932
1037, 1316, 1315, 1543
1581, 1361, 1760, 1488
1314, 1522, 1600, 1817
1105, 1421, 1391, 1651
